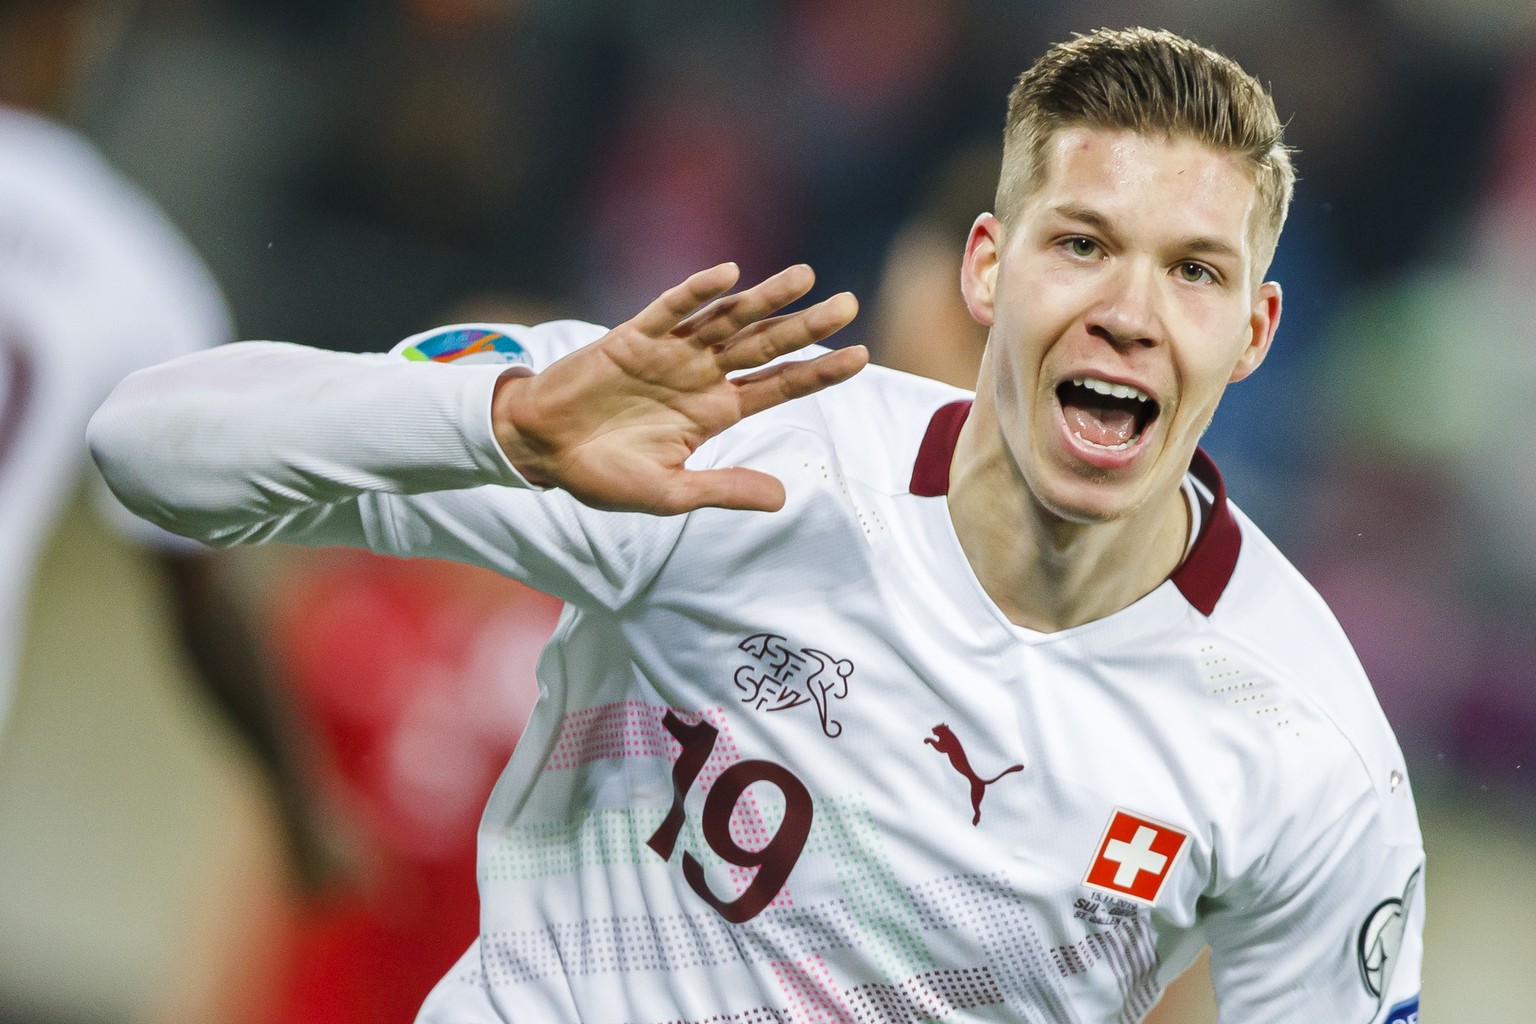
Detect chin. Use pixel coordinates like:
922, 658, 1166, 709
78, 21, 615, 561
1030, 472, 1149, 527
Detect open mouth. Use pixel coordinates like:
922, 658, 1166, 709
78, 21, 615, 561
1056, 376, 1159, 452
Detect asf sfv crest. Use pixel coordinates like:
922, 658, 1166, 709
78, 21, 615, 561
734, 633, 853, 738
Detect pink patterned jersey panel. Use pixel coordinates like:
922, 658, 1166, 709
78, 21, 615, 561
542, 700, 676, 771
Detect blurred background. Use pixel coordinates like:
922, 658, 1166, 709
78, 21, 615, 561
0, 0, 1533, 1021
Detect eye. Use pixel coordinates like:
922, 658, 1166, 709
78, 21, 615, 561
1175, 261, 1215, 284
1064, 237, 1099, 259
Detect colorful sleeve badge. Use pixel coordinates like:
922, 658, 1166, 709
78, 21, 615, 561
394, 327, 535, 370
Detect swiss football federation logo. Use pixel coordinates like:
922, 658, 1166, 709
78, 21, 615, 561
734, 633, 853, 738
1083, 808, 1189, 905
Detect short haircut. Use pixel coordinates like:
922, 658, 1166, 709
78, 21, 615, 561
997, 27, 1295, 277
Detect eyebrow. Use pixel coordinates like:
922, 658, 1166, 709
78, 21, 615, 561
1050, 205, 1114, 233
1046, 204, 1244, 264
1179, 236, 1244, 264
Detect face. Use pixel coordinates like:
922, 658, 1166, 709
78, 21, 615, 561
960, 127, 1281, 525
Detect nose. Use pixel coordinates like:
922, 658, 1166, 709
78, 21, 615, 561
1085, 261, 1164, 350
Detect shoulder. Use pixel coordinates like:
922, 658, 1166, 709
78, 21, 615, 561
711, 350, 973, 495
1215, 511, 1381, 741
1206, 506, 1418, 841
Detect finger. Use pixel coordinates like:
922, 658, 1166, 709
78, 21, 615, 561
715, 292, 859, 372
660, 467, 788, 515
734, 344, 870, 418
680, 264, 816, 348
629, 263, 741, 338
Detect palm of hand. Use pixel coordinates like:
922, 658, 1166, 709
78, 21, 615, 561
494, 263, 864, 515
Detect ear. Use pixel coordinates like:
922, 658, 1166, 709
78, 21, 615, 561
960, 213, 1003, 326
1229, 280, 1281, 383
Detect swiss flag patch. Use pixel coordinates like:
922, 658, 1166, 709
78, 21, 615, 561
1083, 809, 1189, 905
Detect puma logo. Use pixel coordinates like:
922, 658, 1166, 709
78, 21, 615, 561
925, 724, 1023, 826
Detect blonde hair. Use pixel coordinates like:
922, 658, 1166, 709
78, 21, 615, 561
997, 27, 1295, 275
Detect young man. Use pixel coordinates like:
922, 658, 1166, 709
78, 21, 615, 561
89, 28, 1424, 1024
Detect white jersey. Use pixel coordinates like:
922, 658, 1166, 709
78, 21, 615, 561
0, 106, 230, 735
88, 320, 1425, 1024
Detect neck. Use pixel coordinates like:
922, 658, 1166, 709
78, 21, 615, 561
945, 390, 1190, 632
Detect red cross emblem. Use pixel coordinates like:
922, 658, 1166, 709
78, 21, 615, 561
1083, 808, 1189, 904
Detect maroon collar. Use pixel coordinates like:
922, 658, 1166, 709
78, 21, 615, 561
908, 399, 1241, 616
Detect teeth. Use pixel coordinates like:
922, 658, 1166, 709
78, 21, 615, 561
1073, 431, 1138, 451
1072, 376, 1151, 403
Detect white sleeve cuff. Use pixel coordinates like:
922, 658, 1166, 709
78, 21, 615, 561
462, 363, 549, 492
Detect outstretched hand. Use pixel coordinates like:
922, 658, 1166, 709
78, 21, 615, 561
491, 263, 865, 515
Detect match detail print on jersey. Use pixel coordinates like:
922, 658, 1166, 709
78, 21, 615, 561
923, 724, 1023, 826
1083, 809, 1189, 904
1358, 867, 1421, 1006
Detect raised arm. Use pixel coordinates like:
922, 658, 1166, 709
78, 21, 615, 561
87, 264, 863, 550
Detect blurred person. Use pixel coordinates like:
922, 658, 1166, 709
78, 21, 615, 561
91, 28, 1425, 1024
0, 7, 328, 1014
0, 0, 225, 738
869, 142, 996, 389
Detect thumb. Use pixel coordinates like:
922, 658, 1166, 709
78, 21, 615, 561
668, 467, 788, 514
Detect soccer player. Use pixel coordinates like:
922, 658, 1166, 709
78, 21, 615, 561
0, 0, 224, 737
89, 27, 1425, 1024
0, 0, 328, 903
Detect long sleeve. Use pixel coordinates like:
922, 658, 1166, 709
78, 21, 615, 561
88, 340, 522, 542
87, 325, 686, 610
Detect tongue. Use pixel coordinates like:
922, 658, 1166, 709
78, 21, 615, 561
1063, 400, 1137, 447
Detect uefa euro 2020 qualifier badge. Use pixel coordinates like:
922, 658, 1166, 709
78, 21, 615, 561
393, 326, 535, 372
